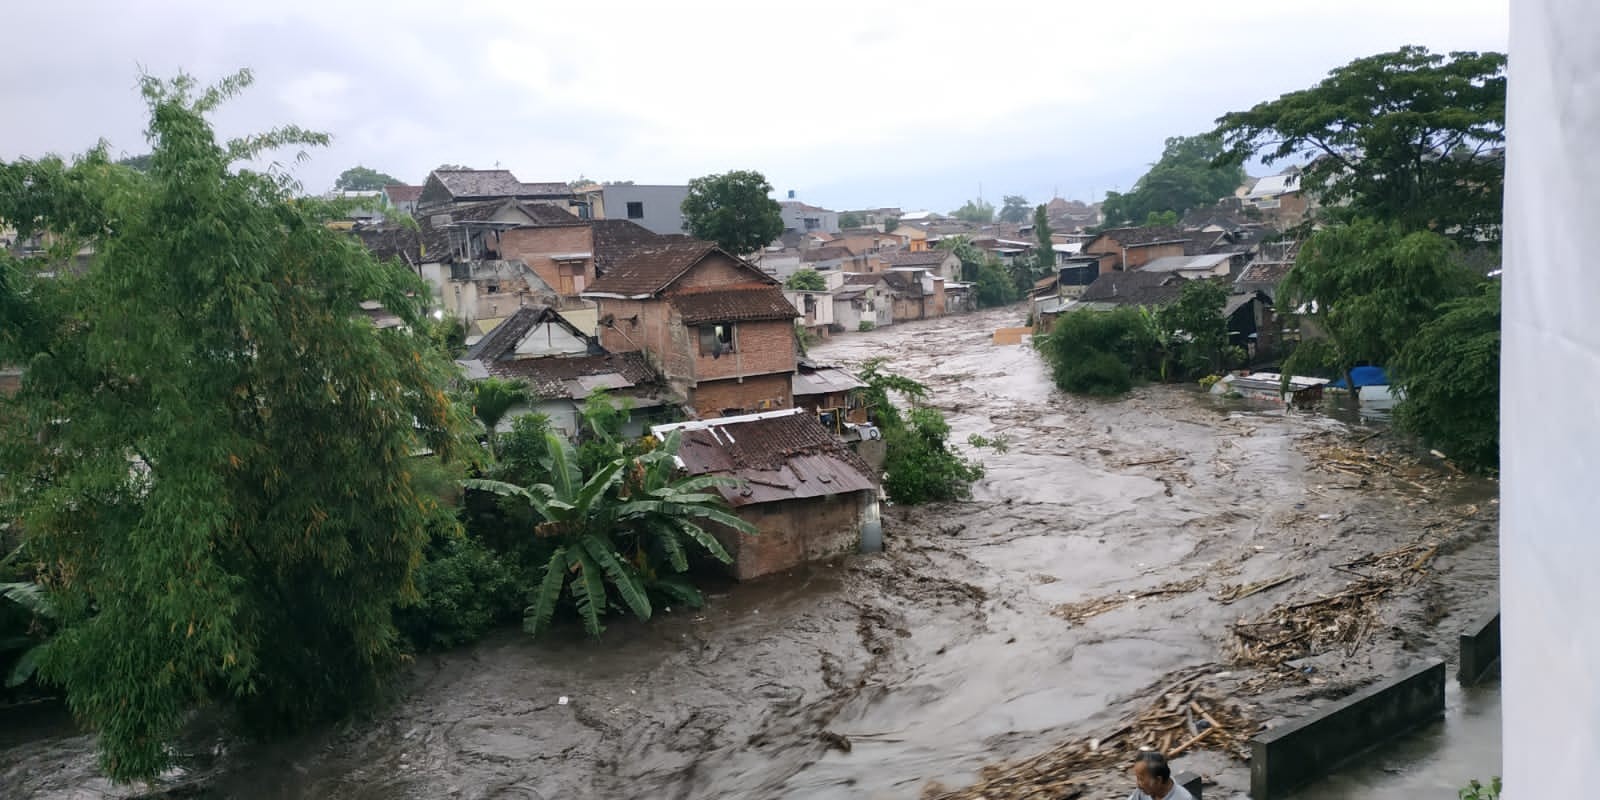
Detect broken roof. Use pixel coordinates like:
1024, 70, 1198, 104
1236, 259, 1295, 287
670, 284, 798, 324
652, 409, 877, 506
1079, 270, 1189, 306
476, 350, 660, 400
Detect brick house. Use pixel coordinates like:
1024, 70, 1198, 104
581, 241, 801, 418
1081, 226, 1195, 273
456, 305, 669, 437
651, 409, 880, 580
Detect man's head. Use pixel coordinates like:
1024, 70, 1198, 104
1133, 750, 1173, 795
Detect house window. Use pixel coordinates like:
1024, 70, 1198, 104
804, 218, 820, 231
698, 323, 736, 357
627, 201, 645, 219
485, 282, 500, 294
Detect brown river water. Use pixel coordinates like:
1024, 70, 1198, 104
0, 307, 1499, 799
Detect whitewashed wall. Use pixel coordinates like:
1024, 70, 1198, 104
1504, 3, 1600, 795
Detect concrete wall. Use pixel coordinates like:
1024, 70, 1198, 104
600, 185, 689, 235
1504, 5, 1600, 794
780, 201, 840, 234
1250, 660, 1445, 799
1459, 611, 1501, 686
717, 490, 871, 579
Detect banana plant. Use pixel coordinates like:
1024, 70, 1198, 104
465, 429, 755, 638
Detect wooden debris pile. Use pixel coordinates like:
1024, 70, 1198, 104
922, 671, 1256, 800
1049, 576, 1205, 625
1226, 541, 1442, 666
1299, 433, 1459, 496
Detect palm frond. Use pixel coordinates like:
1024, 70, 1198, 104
542, 430, 581, 501
672, 519, 734, 564
522, 547, 568, 636
580, 537, 650, 622
568, 547, 607, 638
6, 644, 43, 688
461, 478, 534, 501
654, 521, 689, 572
0, 582, 54, 619
575, 458, 625, 514
620, 500, 757, 536
649, 575, 704, 609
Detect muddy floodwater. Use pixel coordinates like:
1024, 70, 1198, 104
1, 307, 1499, 799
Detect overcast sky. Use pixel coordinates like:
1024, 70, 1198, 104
2, 1, 1507, 214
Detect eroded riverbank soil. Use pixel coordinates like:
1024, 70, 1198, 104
0, 307, 1498, 799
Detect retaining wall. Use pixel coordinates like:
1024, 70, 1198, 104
1249, 659, 1445, 799
1459, 611, 1501, 686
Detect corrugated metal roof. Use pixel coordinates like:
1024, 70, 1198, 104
792, 367, 866, 397
653, 409, 877, 506
1142, 253, 1233, 273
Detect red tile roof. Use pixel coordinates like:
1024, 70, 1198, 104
670, 284, 798, 324
884, 250, 951, 268
585, 241, 774, 297
383, 184, 423, 203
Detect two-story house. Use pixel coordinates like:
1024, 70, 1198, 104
582, 241, 800, 419
883, 249, 961, 282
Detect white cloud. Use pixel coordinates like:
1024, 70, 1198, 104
0, 0, 1508, 209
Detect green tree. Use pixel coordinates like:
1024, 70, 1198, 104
838, 211, 863, 229
975, 258, 1019, 308
1393, 281, 1500, 470
785, 268, 827, 291
883, 407, 985, 504
115, 153, 153, 172
881, 216, 900, 233
1033, 204, 1055, 272
857, 361, 982, 503
938, 235, 989, 281
334, 165, 402, 191
999, 194, 1031, 224
950, 198, 996, 224
1159, 280, 1230, 376
0, 71, 466, 781
1142, 210, 1179, 227
467, 377, 531, 457
1101, 134, 1244, 227
1214, 46, 1506, 242
464, 429, 755, 637
1279, 219, 1478, 394
681, 169, 785, 255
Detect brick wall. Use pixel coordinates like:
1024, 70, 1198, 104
690, 372, 792, 417
714, 491, 871, 579
690, 318, 796, 381
499, 226, 594, 296
1125, 242, 1185, 269
672, 252, 756, 289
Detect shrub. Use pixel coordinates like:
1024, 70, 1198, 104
859, 320, 876, 332
1058, 350, 1134, 396
883, 408, 985, 504
397, 524, 522, 651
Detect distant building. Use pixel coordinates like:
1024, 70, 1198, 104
600, 184, 690, 236
779, 200, 840, 234
416, 169, 588, 217
382, 184, 423, 216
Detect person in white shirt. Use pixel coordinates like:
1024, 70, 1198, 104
1128, 750, 1194, 800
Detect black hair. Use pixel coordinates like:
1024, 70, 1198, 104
1134, 750, 1171, 780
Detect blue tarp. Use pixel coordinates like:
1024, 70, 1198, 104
1329, 365, 1390, 389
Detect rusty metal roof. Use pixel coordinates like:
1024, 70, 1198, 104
653, 409, 877, 506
